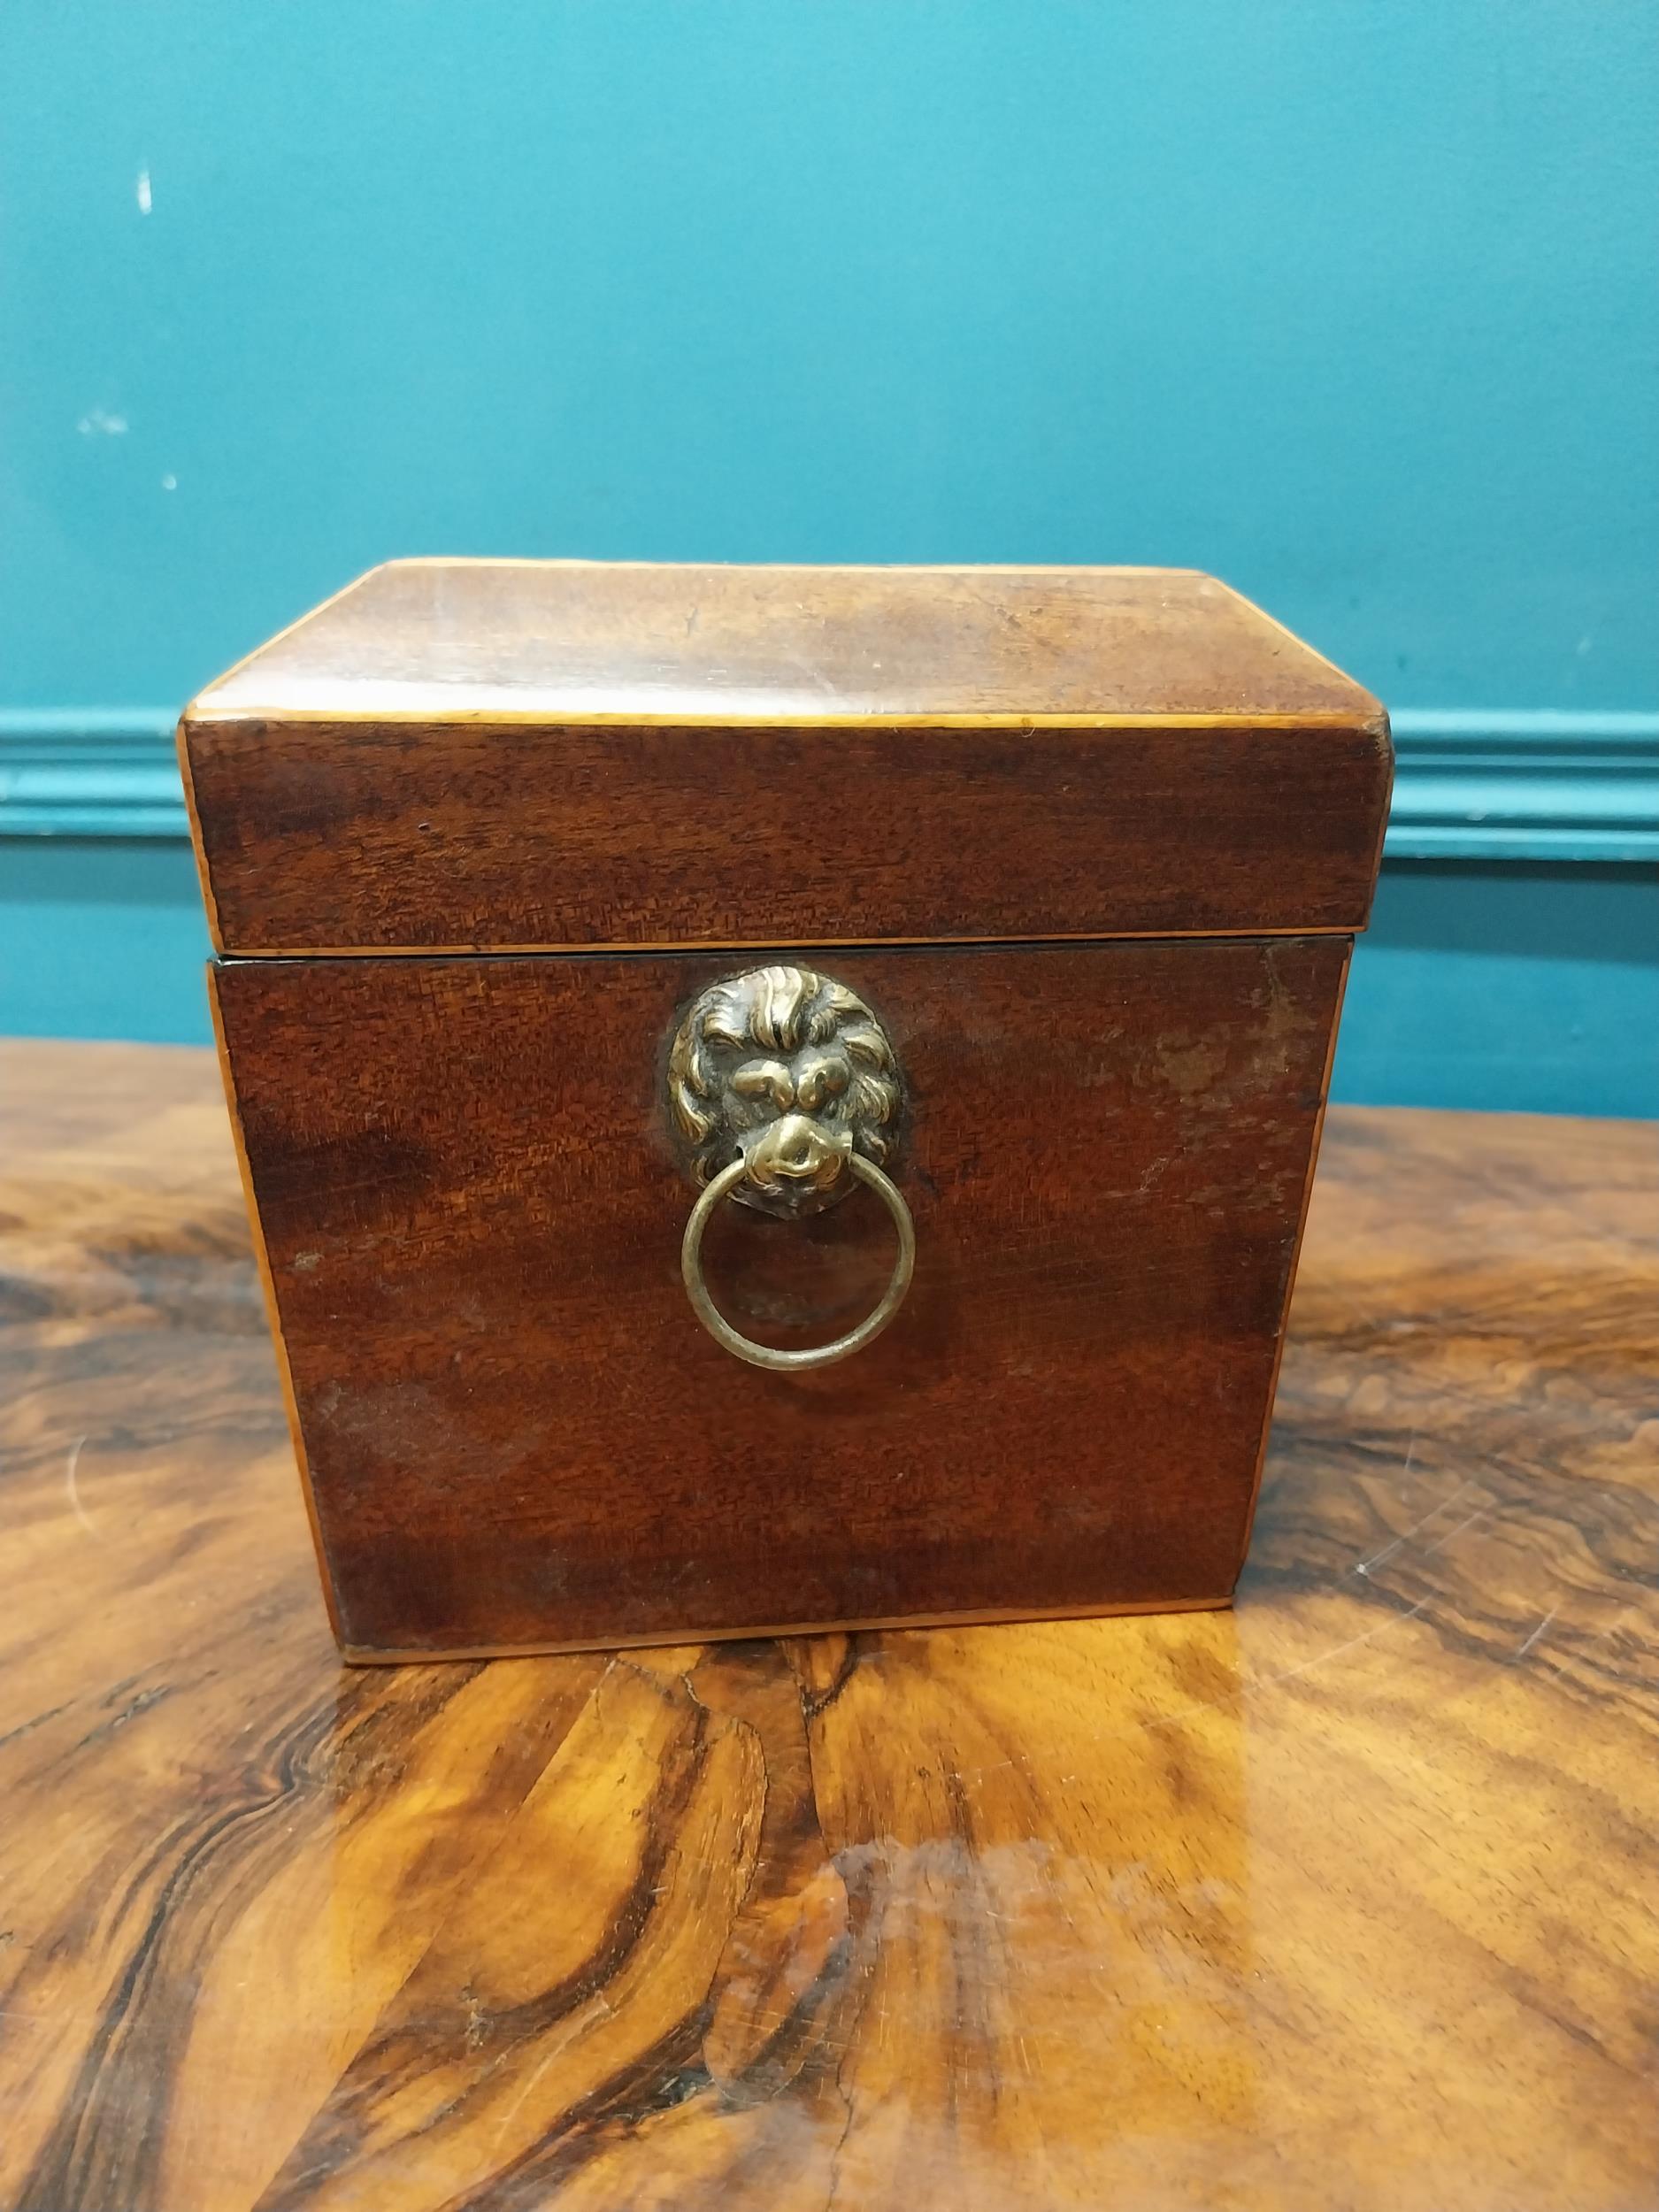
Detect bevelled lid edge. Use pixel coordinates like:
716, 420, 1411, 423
181, 559, 1386, 731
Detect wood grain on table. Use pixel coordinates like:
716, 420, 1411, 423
2, 1040, 1655, 2212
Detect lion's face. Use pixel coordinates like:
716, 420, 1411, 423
668, 966, 901, 1217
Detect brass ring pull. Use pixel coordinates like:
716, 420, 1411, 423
666, 965, 914, 1371
680, 1151, 916, 1371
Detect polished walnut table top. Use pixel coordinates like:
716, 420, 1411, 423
2, 1039, 1655, 2212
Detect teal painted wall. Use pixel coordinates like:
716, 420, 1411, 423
4, 0, 1656, 709
1340, 865, 1657, 1118
0, 841, 210, 1046
2, 1, 1655, 1109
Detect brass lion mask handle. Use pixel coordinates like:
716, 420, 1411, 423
666, 966, 915, 1371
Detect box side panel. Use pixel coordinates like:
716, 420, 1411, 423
205, 962, 342, 1639
174, 718, 223, 954
184, 716, 1392, 953
213, 938, 1348, 1655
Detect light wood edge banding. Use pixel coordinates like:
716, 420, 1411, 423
342, 1592, 1233, 1665
182, 704, 1389, 732
210, 925, 1376, 961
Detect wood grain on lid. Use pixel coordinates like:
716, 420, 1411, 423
188, 560, 1384, 726
179, 562, 1392, 953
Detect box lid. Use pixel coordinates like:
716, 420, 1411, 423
180, 560, 1391, 953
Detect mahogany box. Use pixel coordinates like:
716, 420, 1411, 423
179, 560, 1392, 1659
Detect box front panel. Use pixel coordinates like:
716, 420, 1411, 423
214, 938, 1347, 1655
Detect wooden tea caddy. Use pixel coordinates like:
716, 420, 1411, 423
180, 560, 1392, 1659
